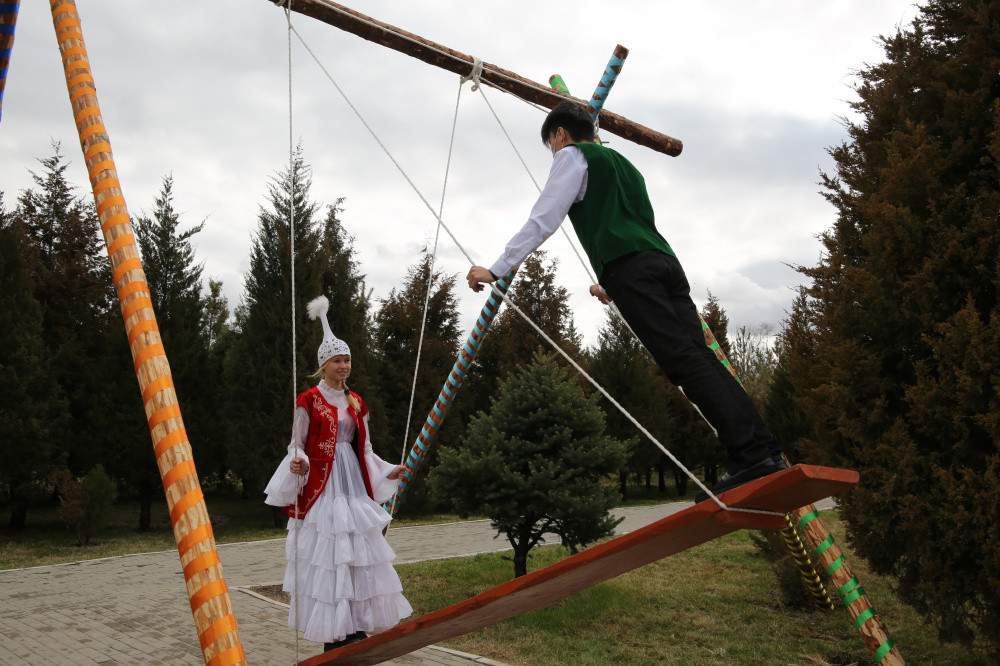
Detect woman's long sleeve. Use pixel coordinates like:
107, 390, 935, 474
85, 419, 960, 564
263, 407, 310, 507
362, 414, 401, 504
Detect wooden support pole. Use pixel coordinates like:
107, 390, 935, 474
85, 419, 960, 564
0, 0, 19, 124
389, 271, 516, 514
699, 319, 903, 663
794, 506, 903, 664
268, 0, 682, 156
49, 3, 245, 664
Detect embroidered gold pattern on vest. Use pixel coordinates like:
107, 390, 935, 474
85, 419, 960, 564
311, 393, 338, 457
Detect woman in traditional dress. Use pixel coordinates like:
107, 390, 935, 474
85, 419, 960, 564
264, 295, 412, 653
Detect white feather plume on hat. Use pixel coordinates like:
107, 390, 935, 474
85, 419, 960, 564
307, 295, 350, 367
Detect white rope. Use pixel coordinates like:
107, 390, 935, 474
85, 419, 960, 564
288, 24, 476, 268
390, 75, 466, 518
283, 19, 770, 517
284, 3, 302, 661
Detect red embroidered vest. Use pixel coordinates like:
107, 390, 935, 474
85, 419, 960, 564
284, 386, 373, 519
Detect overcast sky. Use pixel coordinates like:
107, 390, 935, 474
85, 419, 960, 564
1, 0, 920, 350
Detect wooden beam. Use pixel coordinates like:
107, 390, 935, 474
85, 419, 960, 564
269, 0, 682, 156
303, 464, 858, 666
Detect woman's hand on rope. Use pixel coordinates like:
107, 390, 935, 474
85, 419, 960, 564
466, 266, 496, 293
590, 284, 613, 305
386, 465, 406, 481
290, 457, 309, 476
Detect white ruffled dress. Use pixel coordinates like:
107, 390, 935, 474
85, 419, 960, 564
264, 383, 413, 643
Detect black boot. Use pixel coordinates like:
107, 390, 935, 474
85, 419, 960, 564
694, 456, 788, 503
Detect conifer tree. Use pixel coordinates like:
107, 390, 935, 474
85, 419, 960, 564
131, 176, 217, 528
466, 251, 582, 418
372, 250, 462, 511
761, 290, 814, 461
694, 294, 734, 486
0, 197, 68, 528
430, 351, 625, 578
203, 278, 230, 349
587, 310, 673, 497
226, 147, 325, 498
317, 201, 379, 444
15, 146, 119, 477
790, 1, 1000, 648
701, 292, 731, 358
225, 148, 371, 503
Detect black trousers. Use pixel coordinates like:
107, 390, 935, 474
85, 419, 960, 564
601, 250, 778, 468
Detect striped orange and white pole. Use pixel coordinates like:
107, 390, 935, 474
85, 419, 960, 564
49, 3, 245, 664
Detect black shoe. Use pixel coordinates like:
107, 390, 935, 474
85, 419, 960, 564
347, 631, 367, 644
695, 456, 788, 503
719, 455, 788, 483
324, 637, 352, 652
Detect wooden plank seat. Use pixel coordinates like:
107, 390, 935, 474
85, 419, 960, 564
302, 464, 859, 665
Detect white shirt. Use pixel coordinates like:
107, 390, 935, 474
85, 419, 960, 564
488, 145, 589, 278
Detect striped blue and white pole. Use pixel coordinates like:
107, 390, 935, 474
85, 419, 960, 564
388, 270, 515, 514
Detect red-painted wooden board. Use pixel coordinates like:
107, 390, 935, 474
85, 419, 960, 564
302, 464, 857, 665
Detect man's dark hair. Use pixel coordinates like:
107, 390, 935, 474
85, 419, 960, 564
540, 101, 595, 145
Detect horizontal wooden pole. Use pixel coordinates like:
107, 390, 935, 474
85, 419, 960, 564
270, 0, 682, 156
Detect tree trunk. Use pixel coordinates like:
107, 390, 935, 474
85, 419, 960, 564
673, 468, 688, 496
513, 545, 529, 578
644, 469, 651, 490
657, 457, 667, 492
137, 477, 153, 531
271, 506, 288, 529
8, 496, 27, 530
704, 463, 719, 487
618, 470, 627, 499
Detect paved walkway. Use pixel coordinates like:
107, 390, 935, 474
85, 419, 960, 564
0, 499, 833, 665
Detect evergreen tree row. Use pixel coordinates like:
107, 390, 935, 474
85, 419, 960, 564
1, 142, 743, 533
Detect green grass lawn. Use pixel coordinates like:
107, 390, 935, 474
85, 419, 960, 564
395, 512, 986, 665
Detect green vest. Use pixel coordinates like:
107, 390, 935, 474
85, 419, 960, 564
567, 142, 674, 280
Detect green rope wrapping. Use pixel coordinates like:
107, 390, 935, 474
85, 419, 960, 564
799, 510, 897, 663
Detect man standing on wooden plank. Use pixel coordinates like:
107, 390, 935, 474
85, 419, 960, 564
467, 101, 786, 501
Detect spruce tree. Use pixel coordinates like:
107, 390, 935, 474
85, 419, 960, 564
131, 176, 217, 528
694, 295, 734, 486
203, 278, 230, 349
0, 198, 68, 528
701, 292, 732, 358
15, 146, 118, 477
587, 310, 674, 497
429, 351, 625, 578
225, 148, 371, 504
791, 1, 1000, 648
317, 201, 379, 445
226, 147, 325, 498
465, 251, 583, 418
373, 250, 462, 512
762, 290, 815, 462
